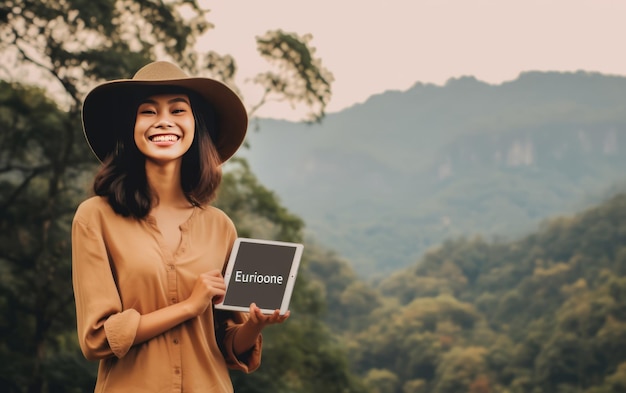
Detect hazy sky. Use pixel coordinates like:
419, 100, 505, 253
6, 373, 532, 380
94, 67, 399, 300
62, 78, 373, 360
199, 0, 626, 119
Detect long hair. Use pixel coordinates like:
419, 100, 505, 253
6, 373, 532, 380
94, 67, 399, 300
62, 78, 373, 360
93, 88, 223, 218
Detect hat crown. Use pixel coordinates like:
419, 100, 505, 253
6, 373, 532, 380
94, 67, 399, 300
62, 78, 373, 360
132, 61, 189, 81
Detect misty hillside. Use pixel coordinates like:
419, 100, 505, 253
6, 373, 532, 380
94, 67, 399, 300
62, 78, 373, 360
323, 193, 626, 393
238, 71, 626, 277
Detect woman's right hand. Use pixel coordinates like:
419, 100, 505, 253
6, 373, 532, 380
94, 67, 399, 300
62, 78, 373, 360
131, 270, 226, 346
185, 270, 226, 316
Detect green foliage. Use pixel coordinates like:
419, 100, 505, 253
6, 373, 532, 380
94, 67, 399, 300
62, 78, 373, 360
432, 346, 489, 393
216, 158, 304, 243
0, 81, 95, 392
586, 362, 626, 393
1, 0, 211, 93
231, 318, 367, 393
363, 368, 399, 393
252, 30, 333, 123
302, 244, 386, 333
334, 193, 626, 393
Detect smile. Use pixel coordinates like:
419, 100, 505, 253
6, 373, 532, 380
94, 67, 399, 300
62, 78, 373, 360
149, 134, 180, 142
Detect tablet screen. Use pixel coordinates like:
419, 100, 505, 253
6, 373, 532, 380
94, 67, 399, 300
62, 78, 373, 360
218, 238, 303, 314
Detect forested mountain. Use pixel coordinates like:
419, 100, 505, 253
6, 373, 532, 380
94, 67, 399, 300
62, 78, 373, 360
306, 193, 626, 393
241, 71, 626, 277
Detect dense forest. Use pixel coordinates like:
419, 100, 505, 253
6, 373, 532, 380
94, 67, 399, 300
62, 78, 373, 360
306, 192, 626, 393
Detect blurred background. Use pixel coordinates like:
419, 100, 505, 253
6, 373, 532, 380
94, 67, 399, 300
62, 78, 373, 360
1, 1, 625, 392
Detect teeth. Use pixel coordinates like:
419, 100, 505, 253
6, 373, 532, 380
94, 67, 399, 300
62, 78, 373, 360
151, 135, 179, 142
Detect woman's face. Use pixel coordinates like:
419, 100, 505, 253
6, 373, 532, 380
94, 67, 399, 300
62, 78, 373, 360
134, 93, 195, 163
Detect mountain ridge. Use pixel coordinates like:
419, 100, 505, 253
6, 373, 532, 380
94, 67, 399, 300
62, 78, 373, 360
238, 70, 626, 277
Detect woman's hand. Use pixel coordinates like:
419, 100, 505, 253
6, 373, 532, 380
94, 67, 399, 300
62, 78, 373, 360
133, 269, 225, 345
233, 303, 290, 355
184, 270, 226, 316
247, 303, 290, 329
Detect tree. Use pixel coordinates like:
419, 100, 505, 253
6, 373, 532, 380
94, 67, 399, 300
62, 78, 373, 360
363, 368, 400, 393
216, 158, 305, 243
432, 347, 489, 393
251, 30, 333, 123
0, 81, 93, 392
0, 1, 335, 391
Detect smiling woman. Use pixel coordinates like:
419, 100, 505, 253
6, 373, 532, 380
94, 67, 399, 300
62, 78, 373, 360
72, 61, 291, 393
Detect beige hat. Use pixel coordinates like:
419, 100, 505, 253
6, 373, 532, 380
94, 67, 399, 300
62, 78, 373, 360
82, 61, 248, 163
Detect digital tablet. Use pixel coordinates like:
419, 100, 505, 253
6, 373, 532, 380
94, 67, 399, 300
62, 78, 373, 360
215, 238, 304, 315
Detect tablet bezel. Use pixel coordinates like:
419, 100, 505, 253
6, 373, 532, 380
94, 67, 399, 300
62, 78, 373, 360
215, 237, 303, 315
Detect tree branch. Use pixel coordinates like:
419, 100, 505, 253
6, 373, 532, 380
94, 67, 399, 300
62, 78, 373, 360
0, 166, 47, 212
11, 26, 81, 107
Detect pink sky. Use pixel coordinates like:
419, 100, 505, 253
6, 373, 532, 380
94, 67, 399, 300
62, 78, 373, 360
200, 0, 626, 119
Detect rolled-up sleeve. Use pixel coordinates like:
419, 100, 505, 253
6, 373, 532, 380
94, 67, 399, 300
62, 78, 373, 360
215, 310, 262, 373
72, 207, 140, 361
103, 309, 141, 358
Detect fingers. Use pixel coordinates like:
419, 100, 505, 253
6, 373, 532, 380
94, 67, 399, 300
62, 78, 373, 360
212, 294, 224, 305
248, 303, 290, 326
272, 310, 290, 324
196, 270, 226, 303
186, 270, 228, 315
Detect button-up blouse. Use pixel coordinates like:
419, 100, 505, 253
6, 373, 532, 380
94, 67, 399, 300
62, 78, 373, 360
72, 197, 261, 392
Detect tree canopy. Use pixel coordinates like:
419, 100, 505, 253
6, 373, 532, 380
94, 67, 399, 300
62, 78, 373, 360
320, 193, 626, 393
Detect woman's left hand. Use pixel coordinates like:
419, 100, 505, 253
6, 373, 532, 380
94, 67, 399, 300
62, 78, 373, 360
247, 303, 290, 329
233, 303, 290, 355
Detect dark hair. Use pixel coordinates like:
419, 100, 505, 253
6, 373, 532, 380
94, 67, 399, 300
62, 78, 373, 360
93, 88, 223, 218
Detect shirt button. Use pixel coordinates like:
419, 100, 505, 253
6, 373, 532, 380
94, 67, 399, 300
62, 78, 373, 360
174, 367, 180, 375
171, 298, 177, 303
173, 338, 179, 344
168, 264, 175, 270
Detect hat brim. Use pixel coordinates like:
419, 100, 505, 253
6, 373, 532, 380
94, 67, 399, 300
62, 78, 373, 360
82, 77, 248, 163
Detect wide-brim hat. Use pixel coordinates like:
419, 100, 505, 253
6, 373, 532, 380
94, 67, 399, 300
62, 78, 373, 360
82, 61, 248, 163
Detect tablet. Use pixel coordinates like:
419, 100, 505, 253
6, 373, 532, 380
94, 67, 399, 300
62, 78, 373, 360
215, 238, 304, 315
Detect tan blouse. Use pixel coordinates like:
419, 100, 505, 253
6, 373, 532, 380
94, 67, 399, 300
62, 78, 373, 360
72, 196, 261, 392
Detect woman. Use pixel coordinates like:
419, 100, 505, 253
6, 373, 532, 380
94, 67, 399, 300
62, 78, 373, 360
72, 61, 288, 392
